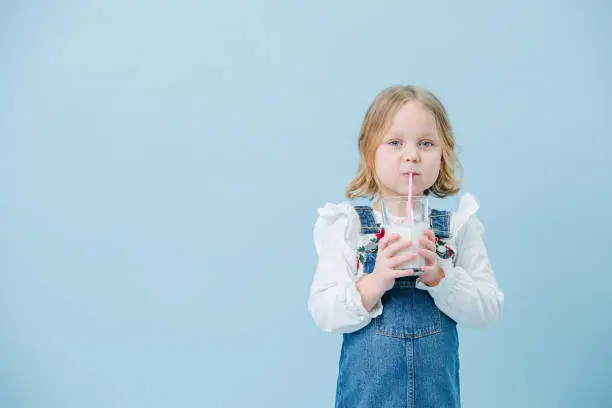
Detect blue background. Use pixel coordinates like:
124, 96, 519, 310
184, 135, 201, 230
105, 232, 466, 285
2, 1, 611, 407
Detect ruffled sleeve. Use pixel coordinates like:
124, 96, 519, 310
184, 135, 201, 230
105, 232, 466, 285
416, 193, 504, 327
308, 202, 383, 333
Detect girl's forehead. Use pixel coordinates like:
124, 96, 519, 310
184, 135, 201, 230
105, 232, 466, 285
388, 101, 437, 134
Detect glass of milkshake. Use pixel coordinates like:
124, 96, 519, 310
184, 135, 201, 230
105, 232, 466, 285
380, 195, 429, 274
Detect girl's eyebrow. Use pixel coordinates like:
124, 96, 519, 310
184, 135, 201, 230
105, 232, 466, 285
389, 131, 437, 138
419, 132, 435, 137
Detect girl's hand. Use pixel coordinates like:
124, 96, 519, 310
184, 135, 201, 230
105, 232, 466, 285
417, 229, 445, 287
369, 232, 417, 295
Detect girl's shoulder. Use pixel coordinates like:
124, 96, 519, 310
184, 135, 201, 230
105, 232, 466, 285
313, 201, 363, 254
433, 192, 486, 264
449, 192, 486, 242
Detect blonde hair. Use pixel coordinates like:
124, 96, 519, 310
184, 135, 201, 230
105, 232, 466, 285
345, 85, 462, 200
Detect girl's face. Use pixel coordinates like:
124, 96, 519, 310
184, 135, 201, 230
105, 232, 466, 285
373, 101, 443, 199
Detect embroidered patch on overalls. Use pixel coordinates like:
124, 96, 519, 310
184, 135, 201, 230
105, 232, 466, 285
356, 228, 385, 271
434, 237, 455, 260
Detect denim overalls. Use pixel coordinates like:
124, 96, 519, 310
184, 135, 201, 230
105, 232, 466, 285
334, 206, 460, 408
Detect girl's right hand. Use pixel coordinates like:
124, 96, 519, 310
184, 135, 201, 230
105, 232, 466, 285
370, 232, 417, 295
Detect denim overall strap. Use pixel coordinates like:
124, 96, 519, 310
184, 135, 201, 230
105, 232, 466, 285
430, 208, 451, 239
354, 206, 450, 238
353, 206, 380, 234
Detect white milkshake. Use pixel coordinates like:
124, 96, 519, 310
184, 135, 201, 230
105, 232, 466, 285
386, 221, 427, 272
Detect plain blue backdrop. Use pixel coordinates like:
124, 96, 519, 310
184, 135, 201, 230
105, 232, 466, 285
2, 1, 611, 407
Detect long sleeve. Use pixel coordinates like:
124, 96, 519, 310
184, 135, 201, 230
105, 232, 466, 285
307, 203, 383, 333
417, 194, 504, 327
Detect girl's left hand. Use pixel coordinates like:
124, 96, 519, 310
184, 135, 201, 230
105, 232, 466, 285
417, 229, 446, 287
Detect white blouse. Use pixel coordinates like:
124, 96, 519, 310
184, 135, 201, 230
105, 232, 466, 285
308, 193, 504, 333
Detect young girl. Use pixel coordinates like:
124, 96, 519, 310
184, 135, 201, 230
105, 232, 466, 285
308, 85, 504, 408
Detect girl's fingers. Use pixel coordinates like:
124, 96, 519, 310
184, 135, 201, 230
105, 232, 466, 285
420, 265, 444, 285
419, 273, 435, 286
423, 229, 436, 241
384, 240, 413, 257
421, 265, 437, 274
377, 234, 390, 250
418, 237, 436, 252
389, 252, 417, 268
417, 248, 437, 264
378, 233, 398, 251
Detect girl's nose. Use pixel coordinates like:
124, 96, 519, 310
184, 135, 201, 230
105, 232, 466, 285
402, 143, 420, 162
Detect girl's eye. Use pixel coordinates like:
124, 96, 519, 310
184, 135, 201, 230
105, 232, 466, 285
388, 140, 402, 147
420, 140, 434, 148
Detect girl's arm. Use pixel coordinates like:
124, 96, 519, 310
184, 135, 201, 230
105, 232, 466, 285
419, 214, 504, 327
308, 203, 383, 333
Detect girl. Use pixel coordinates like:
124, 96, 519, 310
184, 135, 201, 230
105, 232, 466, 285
308, 85, 504, 408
